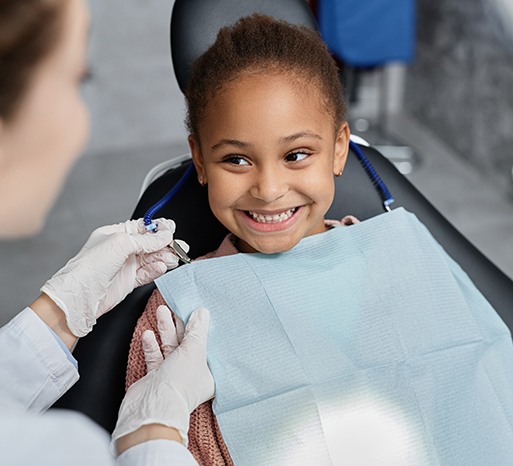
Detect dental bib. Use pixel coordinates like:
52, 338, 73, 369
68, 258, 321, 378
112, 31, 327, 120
156, 208, 513, 465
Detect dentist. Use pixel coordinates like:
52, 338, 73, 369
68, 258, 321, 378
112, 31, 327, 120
0, 0, 211, 464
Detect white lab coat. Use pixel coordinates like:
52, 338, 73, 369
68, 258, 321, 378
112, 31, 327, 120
0, 308, 197, 466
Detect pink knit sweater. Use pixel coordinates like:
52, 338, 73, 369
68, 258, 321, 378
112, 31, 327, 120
125, 217, 358, 465
126, 235, 238, 465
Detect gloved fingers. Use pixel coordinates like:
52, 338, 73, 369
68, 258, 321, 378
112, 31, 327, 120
126, 229, 174, 255
77, 222, 129, 252
125, 218, 177, 235
182, 308, 215, 403
126, 219, 148, 235
152, 218, 176, 234
142, 330, 164, 372
175, 315, 185, 343
156, 305, 179, 357
80, 219, 176, 254
39, 220, 177, 339
183, 307, 210, 353
137, 249, 180, 270
87, 230, 172, 272
134, 262, 168, 286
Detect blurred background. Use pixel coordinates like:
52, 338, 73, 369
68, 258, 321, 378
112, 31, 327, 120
1, 0, 513, 325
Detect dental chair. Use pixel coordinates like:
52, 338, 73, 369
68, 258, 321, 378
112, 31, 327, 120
52, 0, 513, 435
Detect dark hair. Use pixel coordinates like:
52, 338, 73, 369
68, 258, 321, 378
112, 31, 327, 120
185, 14, 346, 137
0, 0, 66, 121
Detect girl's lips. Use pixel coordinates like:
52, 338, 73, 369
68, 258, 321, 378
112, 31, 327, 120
238, 206, 303, 232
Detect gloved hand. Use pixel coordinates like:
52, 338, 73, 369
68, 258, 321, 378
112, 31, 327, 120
142, 304, 185, 372
112, 307, 214, 448
41, 218, 186, 337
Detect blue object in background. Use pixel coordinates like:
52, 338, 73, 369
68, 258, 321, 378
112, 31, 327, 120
317, 0, 416, 66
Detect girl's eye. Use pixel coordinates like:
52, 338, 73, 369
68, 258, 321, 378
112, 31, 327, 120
285, 151, 311, 162
225, 156, 250, 166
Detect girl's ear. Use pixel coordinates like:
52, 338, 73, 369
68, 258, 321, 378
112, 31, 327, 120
333, 121, 350, 177
188, 135, 207, 185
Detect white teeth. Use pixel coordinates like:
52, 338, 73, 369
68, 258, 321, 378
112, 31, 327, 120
248, 208, 297, 224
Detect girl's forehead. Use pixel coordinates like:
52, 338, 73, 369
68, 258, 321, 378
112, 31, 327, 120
197, 73, 338, 147
201, 72, 336, 132
211, 72, 326, 113
224, 68, 316, 92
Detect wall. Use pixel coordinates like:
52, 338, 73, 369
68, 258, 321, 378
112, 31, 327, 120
404, 0, 513, 194
83, 0, 186, 157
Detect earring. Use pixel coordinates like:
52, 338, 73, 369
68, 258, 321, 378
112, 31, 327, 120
335, 170, 342, 177
199, 176, 207, 186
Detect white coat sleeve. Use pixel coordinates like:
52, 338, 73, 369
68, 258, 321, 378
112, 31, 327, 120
117, 440, 199, 465
1, 410, 115, 466
1, 408, 198, 466
0, 307, 79, 413
0, 309, 198, 465
1, 409, 198, 466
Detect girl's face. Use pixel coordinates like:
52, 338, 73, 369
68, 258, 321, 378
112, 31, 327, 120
190, 72, 349, 254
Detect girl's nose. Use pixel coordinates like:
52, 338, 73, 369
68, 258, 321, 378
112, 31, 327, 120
249, 166, 288, 203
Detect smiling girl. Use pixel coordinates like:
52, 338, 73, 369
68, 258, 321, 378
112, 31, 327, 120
126, 14, 356, 464
188, 70, 348, 254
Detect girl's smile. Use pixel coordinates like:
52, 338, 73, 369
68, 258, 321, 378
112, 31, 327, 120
239, 206, 302, 232
189, 71, 349, 254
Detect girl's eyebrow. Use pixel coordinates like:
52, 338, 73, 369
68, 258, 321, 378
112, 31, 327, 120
211, 131, 322, 151
211, 139, 252, 151
279, 131, 322, 144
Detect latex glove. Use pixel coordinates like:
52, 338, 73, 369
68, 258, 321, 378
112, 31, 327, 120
41, 218, 186, 337
112, 307, 214, 448
142, 305, 185, 372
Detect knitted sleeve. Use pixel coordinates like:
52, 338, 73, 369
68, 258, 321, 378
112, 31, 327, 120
125, 288, 164, 390
125, 288, 233, 466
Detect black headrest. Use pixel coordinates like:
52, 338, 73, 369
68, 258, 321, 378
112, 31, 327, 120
171, 0, 318, 93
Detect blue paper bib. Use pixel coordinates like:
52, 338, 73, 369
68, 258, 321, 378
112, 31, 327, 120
156, 208, 513, 465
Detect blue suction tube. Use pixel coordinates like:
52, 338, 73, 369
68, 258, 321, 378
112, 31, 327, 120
348, 140, 395, 211
143, 162, 195, 232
